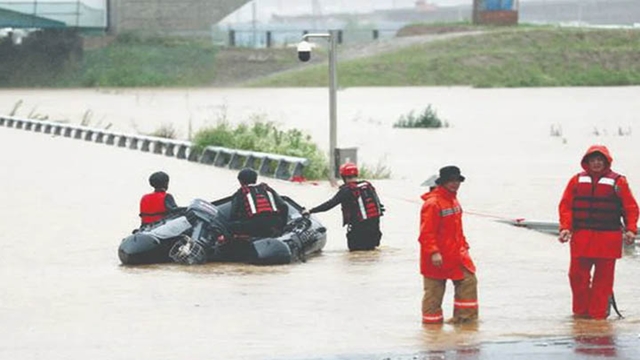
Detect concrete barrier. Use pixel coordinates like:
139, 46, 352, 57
0, 115, 308, 180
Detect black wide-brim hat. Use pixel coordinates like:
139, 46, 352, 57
435, 165, 466, 185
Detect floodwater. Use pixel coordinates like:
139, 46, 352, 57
0, 87, 639, 360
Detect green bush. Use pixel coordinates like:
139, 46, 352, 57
192, 119, 328, 180
393, 105, 449, 128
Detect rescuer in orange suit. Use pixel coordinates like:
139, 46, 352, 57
558, 145, 638, 320
419, 165, 478, 325
139, 171, 178, 225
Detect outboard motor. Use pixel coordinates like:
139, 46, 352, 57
285, 216, 325, 263
169, 199, 227, 265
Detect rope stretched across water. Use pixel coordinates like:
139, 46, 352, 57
386, 193, 517, 221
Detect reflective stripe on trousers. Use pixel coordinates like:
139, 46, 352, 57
422, 310, 443, 324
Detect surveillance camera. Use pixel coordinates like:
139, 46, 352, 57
297, 40, 312, 62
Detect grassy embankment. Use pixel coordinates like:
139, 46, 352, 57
2, 34, 223, 87
252, 27, 640, 88
1, 34, 222, 87
76, 35, 220, 87
64, 35, 299, 87
4, 26, 640, 87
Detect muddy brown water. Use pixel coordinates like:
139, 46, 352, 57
0, 87, 639, 359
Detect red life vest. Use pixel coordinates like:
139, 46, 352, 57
572, 171, 623, 231
241, 183, 279, 218
341, 181, 382, 225
139, 191, 168, 224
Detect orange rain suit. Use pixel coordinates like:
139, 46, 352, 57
418, 186, 478, 324
559, 145, 639, 319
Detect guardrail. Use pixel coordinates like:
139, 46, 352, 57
0, 115, 307, 180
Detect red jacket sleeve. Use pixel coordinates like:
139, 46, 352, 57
558, 175, 577, 231
418, 199, 440, 255
616, 176, 639, 233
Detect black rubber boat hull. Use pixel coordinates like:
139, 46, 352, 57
118, 196, 327, 265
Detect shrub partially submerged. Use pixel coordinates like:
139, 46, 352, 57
192, 119, 328, 180
394, 105, 449, 129
149, 123, 178, 139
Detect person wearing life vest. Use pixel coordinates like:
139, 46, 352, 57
302, 162, 384, 251
558, 145, 638, 320
139, 171, 178, 225
419, 165, 477, 325
229, 168, 289, 238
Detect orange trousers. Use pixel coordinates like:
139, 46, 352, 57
422, 269, 478, 324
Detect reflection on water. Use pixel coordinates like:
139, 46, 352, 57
0, 87, 639, 359
420, 321, 480, 350
572, 320, 618, 357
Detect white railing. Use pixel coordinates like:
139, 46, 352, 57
0, 115, 307, 180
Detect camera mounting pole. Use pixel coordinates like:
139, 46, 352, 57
300, 30, 339, 185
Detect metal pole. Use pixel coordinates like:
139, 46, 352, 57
302, 32, 339, 184
76, 0, 81, 28
33, 0, 38, 28
328, 30, 338, 183
106, 0, 112, 34
252, 0, 257, 48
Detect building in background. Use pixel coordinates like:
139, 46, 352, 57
0, 0, 252, 36
472, 0, 518, 25
106, 0, 250, 36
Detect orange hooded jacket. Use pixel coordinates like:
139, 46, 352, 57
418, 186, 476, 280
558, 145, 639, 259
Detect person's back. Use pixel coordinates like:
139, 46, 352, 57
139, 171, 178, 225
229, 168, 288, 238
339, 179, 383, 226
303, 163, 384, 251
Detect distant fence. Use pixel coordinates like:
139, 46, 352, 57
224, 28, 398, 48
0, 1, 106, 29
0, 115, 307, 180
